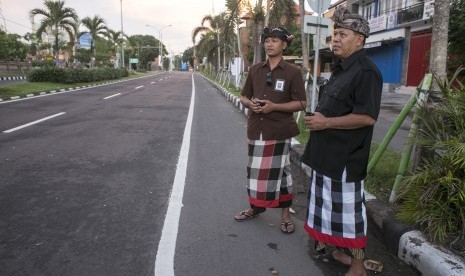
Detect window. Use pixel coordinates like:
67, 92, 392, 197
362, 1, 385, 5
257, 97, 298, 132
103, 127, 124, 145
362, 2, 375, 19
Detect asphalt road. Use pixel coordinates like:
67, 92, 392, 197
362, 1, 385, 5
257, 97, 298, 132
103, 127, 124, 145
0, 73, 417, 276
0, 73, 190, 275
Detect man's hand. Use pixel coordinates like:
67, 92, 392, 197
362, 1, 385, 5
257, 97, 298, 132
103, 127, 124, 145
304, 112, 328, 131
304, 112, 376, 130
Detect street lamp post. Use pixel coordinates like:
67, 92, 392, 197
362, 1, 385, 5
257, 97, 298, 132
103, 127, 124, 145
146, 24, 172, 70
120, 0, 125, 68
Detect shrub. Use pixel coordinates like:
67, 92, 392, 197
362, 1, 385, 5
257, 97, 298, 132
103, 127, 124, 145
27, 67, 128, 84
397, 68, 465, 243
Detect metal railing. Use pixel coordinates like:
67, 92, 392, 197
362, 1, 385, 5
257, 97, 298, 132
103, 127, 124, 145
397, 3, 424, 25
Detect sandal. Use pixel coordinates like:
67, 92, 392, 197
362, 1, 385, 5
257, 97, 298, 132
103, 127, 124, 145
280, 221, 295, 234
234, 210, 259, 221
364, 259, 383, 272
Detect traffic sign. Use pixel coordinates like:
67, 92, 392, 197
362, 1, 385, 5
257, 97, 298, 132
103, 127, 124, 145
307, 0, 331, 13
304, 15, 331, 35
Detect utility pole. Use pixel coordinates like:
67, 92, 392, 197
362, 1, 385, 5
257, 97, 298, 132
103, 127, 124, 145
120, 0, 125, 68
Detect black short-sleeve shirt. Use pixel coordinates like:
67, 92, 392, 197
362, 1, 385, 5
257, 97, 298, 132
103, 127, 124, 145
301, 49, 382, 182
241, 59, 307, 140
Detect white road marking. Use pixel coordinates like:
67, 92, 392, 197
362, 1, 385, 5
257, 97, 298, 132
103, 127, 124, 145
135, 85, 144, 90
150, 82, 155, 84
102, 93, 122, 100
154, 74, 195, 276
3, 112, 66, 133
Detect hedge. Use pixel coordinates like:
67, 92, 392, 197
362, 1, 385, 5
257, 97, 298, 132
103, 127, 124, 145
27, 67, 129, 84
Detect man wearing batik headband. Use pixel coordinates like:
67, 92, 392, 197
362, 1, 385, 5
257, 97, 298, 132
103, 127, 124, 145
301, 5, 382, 276
234, 27, 307, 235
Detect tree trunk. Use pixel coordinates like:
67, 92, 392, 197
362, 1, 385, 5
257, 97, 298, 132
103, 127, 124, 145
413, 0, 450, 170
253, 20, 264, 64
252, 0, 264, 65
299, 0, 309, 72
429, 0, 450, 92
217, 28, 221, 72
265, 0, 270, 27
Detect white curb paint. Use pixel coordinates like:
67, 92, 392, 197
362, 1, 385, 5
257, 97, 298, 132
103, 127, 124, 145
399, 230, 465, 276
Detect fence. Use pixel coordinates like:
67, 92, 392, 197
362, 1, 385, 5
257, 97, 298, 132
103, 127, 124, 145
0, 61, 31, 74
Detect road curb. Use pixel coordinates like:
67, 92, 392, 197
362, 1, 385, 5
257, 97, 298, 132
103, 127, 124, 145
0, 75, 27, 81
0, 73, 160, 103
203, 74, 465, 276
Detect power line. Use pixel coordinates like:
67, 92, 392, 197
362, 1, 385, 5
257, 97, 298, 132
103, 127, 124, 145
2, 16, 32, 31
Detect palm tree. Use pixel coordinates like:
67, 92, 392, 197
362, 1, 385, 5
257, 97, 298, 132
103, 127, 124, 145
267, 0, 299, 29
29, 0, 79, 57
80, 15, 108, 56
251, 0, 265, 64
104, 29, 124, 54
192, 14, 226, 72
224, 0, 251, 63
299, 0, 309, 72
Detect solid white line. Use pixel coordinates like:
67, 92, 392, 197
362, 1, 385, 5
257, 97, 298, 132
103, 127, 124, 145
3, 112, 66, 133
154, 74, 195, 276
103, 93, 122, 100
150, 81, 155, 84
135, 85, 144, 90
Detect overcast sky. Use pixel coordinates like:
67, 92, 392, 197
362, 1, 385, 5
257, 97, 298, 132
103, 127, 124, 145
0, 0, 318, 53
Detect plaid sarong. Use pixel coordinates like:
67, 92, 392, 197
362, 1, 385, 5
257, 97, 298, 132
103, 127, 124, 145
246, 139, 293, 208
305, 169, 367, 249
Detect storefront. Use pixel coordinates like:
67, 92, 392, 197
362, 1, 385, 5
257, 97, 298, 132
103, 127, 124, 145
364, 28, 405, 84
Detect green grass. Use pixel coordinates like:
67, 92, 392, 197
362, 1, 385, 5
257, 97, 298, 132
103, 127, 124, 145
0, 71, 151, 100
0, 73, 27, 78
366, 143, 402, 201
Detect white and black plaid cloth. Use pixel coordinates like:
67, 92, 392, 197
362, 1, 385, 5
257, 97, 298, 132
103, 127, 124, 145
246, 139, 293, 208
305, 169, 367, 249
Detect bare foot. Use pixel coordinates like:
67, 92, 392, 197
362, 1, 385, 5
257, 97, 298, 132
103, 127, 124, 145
345, 259, 367, 276
332, 250, 352, 266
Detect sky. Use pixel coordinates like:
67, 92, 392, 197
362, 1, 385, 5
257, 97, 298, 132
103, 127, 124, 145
0, 0, 320, 54
0, 0, 229, 54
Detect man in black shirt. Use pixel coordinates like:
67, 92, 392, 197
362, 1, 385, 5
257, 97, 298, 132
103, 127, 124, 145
301, 6, 382, 276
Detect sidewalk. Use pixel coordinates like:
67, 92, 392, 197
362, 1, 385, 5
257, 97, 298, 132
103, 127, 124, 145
206, 77, 465, 276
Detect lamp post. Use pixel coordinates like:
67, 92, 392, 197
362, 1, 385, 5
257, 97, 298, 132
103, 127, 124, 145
120, 0, 125, 68
146, 24, 172, 70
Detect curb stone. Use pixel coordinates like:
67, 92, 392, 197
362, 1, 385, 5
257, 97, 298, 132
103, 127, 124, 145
202, 74, 465, 276
0, 76, 27, 81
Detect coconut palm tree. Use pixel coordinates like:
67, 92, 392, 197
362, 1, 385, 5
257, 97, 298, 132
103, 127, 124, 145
299, 0, 309, 71
80, 15, 108, 56
224, 0, 251, 63
29, 0, 79, 57
104, 29, 124, 54
267, 0, 298, 29
251, 0, 265, 64
192, 13, 227, 72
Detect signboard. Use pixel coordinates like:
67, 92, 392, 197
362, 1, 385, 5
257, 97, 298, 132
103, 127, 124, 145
130, 58, 138, 64
423, 0, 435, 19
369, 15, 387, 33
79, 33, 92, 49
304, 15, 331, 36
313, 35, 327, 50
364, 41, 382, 49
306, 0, 331, 13
387, 12, 397, 29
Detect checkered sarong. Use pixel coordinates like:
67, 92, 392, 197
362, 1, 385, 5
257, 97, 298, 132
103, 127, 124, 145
246, 139, 293, 208
305, 169, 367, 249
